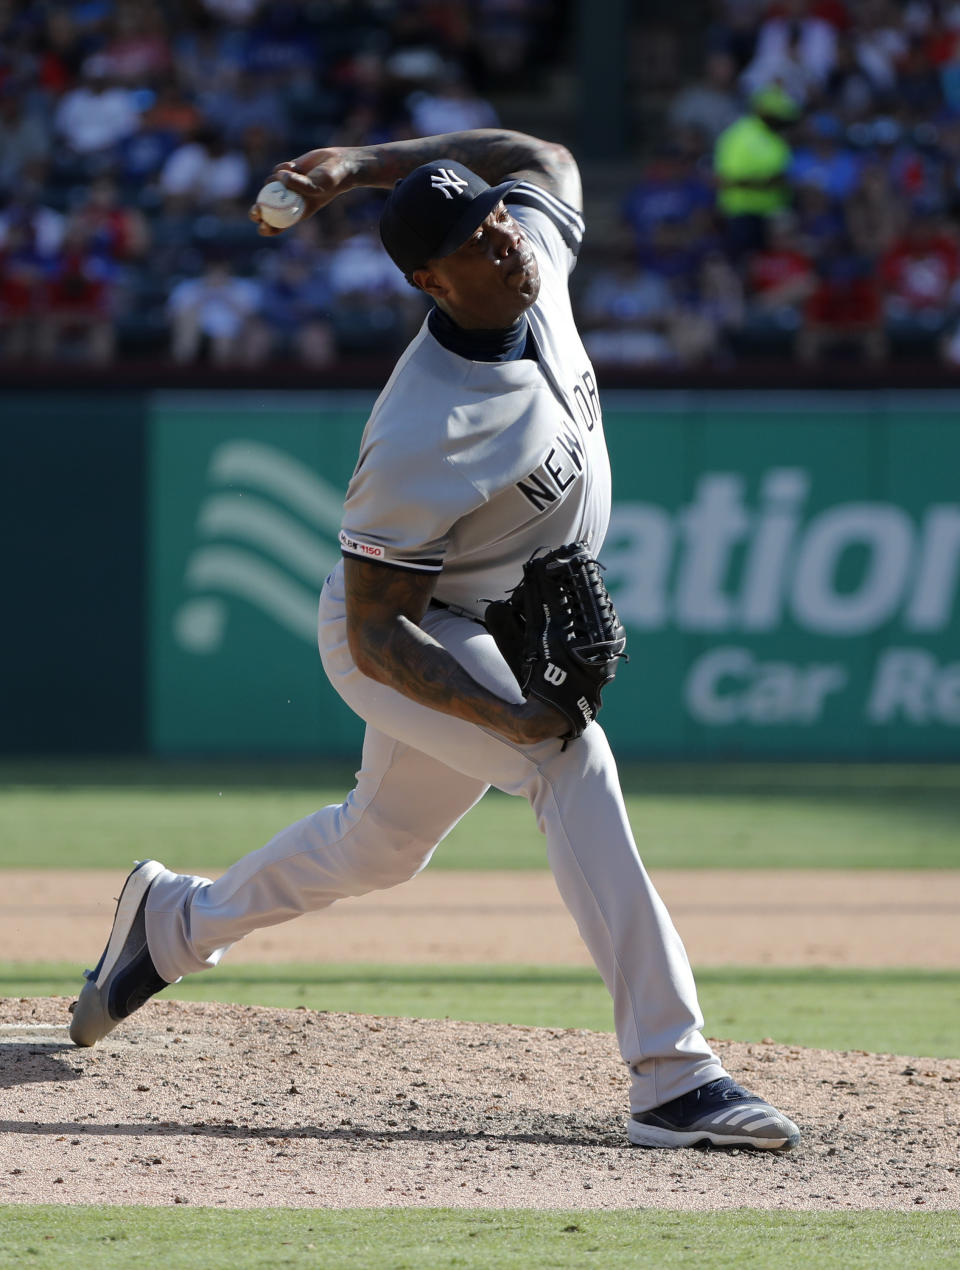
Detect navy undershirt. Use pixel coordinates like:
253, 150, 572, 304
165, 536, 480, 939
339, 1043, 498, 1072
429, 305, 538, 363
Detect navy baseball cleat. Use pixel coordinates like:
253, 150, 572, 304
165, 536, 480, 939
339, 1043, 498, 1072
69, 860, 170, 1048
629, 1077, 801, 1150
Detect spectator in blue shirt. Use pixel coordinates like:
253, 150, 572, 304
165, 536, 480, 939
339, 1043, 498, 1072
623, 144, 714, 252
789, 113, 862, 201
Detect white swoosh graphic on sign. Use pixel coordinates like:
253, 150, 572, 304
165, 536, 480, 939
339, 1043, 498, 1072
209, 441, 344, 531
197, 494, 339, 587
185, 546, 319, 642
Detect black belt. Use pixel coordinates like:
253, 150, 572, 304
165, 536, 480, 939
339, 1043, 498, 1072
429, 597, 484, 625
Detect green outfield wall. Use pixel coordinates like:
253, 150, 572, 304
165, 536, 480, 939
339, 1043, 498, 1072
5, 389, 960, 758
1, 393, 147, 753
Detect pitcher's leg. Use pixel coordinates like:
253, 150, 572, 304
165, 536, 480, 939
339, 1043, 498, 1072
145, 728, 488, 982
528, 728, 725, 1113
325, 604, 724, 1113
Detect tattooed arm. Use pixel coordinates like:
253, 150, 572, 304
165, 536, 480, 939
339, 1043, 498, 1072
343, 556, 566, 745
251, 129, 582, 234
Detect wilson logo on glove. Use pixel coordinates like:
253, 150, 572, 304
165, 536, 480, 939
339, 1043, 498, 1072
544, 663, 568, 686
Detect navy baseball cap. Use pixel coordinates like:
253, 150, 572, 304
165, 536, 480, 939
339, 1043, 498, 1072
379, 160, 518, 275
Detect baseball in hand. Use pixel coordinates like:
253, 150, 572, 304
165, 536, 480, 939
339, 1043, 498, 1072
255, 180, 306, 229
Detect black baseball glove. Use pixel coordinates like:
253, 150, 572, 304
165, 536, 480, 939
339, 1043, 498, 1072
484, 542, 627, 740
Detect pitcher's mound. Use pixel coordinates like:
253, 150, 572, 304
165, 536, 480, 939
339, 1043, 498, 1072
1, 998, 956, 1210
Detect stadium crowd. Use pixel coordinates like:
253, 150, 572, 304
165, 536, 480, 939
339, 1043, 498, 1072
2, 0, 960, 372
0, 0, 555, 367
588, 0, 960, 369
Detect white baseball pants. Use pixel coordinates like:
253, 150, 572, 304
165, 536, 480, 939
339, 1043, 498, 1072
145, 565, 726, 1113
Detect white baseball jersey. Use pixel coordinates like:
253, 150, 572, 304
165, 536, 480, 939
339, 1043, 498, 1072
338, 181, 610, 617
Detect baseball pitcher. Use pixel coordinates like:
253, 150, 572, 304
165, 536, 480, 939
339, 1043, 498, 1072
70, 128, 799, 1151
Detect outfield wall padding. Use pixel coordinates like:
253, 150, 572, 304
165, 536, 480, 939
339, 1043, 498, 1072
4, 389, 959, 758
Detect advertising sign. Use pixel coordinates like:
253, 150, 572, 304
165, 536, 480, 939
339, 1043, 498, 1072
600, 395, 960, 756
149, 393, 370, 753
149, 392, 960, 757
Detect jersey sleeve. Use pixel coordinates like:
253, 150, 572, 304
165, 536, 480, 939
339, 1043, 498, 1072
339, 436, 485, 574
505, 180, 585, 277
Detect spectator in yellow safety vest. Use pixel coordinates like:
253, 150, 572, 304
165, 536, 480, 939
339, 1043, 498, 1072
714, 85, 801, 257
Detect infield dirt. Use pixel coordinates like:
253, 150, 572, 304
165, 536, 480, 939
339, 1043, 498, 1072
1, 997, 958, 1211
2, 868, 959, 968
1, 869, 957, 1211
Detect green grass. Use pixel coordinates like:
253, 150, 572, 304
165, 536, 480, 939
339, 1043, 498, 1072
7, 964, 958, 1057
0, 1208, 957, 1269
1, 760, 960, 870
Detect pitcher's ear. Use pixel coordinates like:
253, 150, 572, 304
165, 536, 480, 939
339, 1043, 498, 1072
412, 265, 445, 299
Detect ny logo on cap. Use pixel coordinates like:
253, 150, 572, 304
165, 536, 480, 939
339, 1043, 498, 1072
430, 168, 470, 200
